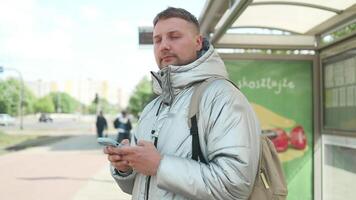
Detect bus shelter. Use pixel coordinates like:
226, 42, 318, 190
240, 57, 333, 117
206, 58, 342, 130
198, 1, 356, 200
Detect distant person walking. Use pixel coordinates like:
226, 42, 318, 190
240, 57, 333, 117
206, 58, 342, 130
113, 110, 132, 143
96, 111, 108, 138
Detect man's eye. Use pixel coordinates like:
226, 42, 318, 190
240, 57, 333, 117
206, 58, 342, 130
154, 39, 161, 44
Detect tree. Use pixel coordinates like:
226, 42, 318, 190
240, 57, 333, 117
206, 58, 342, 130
0, 78, 36, 115
34, 96, 55, 113
86, 97, 118, 115
127, 76, 156, 116
49, 92, 80, 113
0, 81, 18, 115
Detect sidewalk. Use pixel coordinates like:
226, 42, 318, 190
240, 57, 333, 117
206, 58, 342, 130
0, 133, 131, 200
72, 165, 131, 200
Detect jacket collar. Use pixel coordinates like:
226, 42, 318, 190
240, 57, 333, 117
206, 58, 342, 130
151, 43, 228, 105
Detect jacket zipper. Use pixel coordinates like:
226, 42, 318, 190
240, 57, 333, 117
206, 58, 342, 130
145, 176, 152, 200
145, 130, 158, 200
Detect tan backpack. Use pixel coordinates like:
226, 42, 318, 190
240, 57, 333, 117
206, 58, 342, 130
188, 77, 288, 200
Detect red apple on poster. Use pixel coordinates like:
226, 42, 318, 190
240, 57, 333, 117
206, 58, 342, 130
270, 128, 289, 152
290, 125, 307, 150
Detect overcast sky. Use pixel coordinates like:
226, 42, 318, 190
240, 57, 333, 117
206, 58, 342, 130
0, 0, 205, 96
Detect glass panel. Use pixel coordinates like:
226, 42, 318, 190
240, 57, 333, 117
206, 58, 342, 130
323, 49, 356, 132
323, 136, 356, 200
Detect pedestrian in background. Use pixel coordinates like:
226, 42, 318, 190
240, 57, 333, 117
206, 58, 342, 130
113, 110, 132, 143
96, 111, 107, 138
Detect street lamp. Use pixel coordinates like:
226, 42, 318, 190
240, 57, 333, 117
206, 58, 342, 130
0, 66, 24, 130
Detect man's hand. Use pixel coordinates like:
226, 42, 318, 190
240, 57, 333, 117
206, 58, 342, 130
120, 140, 162, 176
104, 139, 131, 173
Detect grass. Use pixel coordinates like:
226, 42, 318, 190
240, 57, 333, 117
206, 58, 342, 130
0, 130, 70, 155
0, 131, 38, 149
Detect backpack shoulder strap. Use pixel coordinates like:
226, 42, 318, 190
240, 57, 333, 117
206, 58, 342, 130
189, 76, 234, 163
188, 78, 216, 128
188, 77, 237, 128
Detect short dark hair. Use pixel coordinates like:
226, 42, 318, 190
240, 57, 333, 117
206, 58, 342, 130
153, 7, 200, 32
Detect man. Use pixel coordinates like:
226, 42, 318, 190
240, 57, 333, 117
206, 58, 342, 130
104, 7, 260, 200
96, 111, 107, 138
114, 110, 132, 143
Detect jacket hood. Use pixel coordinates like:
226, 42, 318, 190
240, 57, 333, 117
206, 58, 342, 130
151, 42, 228, 105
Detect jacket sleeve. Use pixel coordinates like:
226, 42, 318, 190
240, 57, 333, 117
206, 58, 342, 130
110, 164, 137, 194
156, 81, 261, 200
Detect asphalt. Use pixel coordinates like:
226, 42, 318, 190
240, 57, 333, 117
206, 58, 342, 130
0, 133, 131, 200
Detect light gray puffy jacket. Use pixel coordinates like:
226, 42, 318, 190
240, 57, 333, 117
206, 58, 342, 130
111, 45, 261, 200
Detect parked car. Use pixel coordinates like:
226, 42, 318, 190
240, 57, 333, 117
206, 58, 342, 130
39, 113, 53, 123
0, 114, 16, 126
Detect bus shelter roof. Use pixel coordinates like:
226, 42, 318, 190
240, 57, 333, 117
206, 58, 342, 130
199, 0, 356, 50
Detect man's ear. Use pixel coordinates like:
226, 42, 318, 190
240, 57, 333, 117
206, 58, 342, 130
195, 35, 203, 51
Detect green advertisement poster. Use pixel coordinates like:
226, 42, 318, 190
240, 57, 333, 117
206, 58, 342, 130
225, 60, 313, 200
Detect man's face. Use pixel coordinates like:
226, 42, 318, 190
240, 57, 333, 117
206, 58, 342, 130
153, 17, 202, 69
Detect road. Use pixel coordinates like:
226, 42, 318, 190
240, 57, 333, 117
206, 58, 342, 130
1, 114, 118, 135
0, 114, 131, 200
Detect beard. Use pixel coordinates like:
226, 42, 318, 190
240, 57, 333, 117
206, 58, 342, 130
159, 54, 196, 69
159, 53, 178, 68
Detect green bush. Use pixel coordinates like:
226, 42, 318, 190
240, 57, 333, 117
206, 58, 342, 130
0, 78, 36, 116
128, 76, 156, 116
49, 92, 80, 113
34, 96, 55, 113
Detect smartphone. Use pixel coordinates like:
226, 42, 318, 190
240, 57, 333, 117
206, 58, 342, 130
97, 137, 122, 147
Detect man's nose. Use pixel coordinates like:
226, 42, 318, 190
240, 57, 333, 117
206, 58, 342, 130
159, 38, 170, 51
